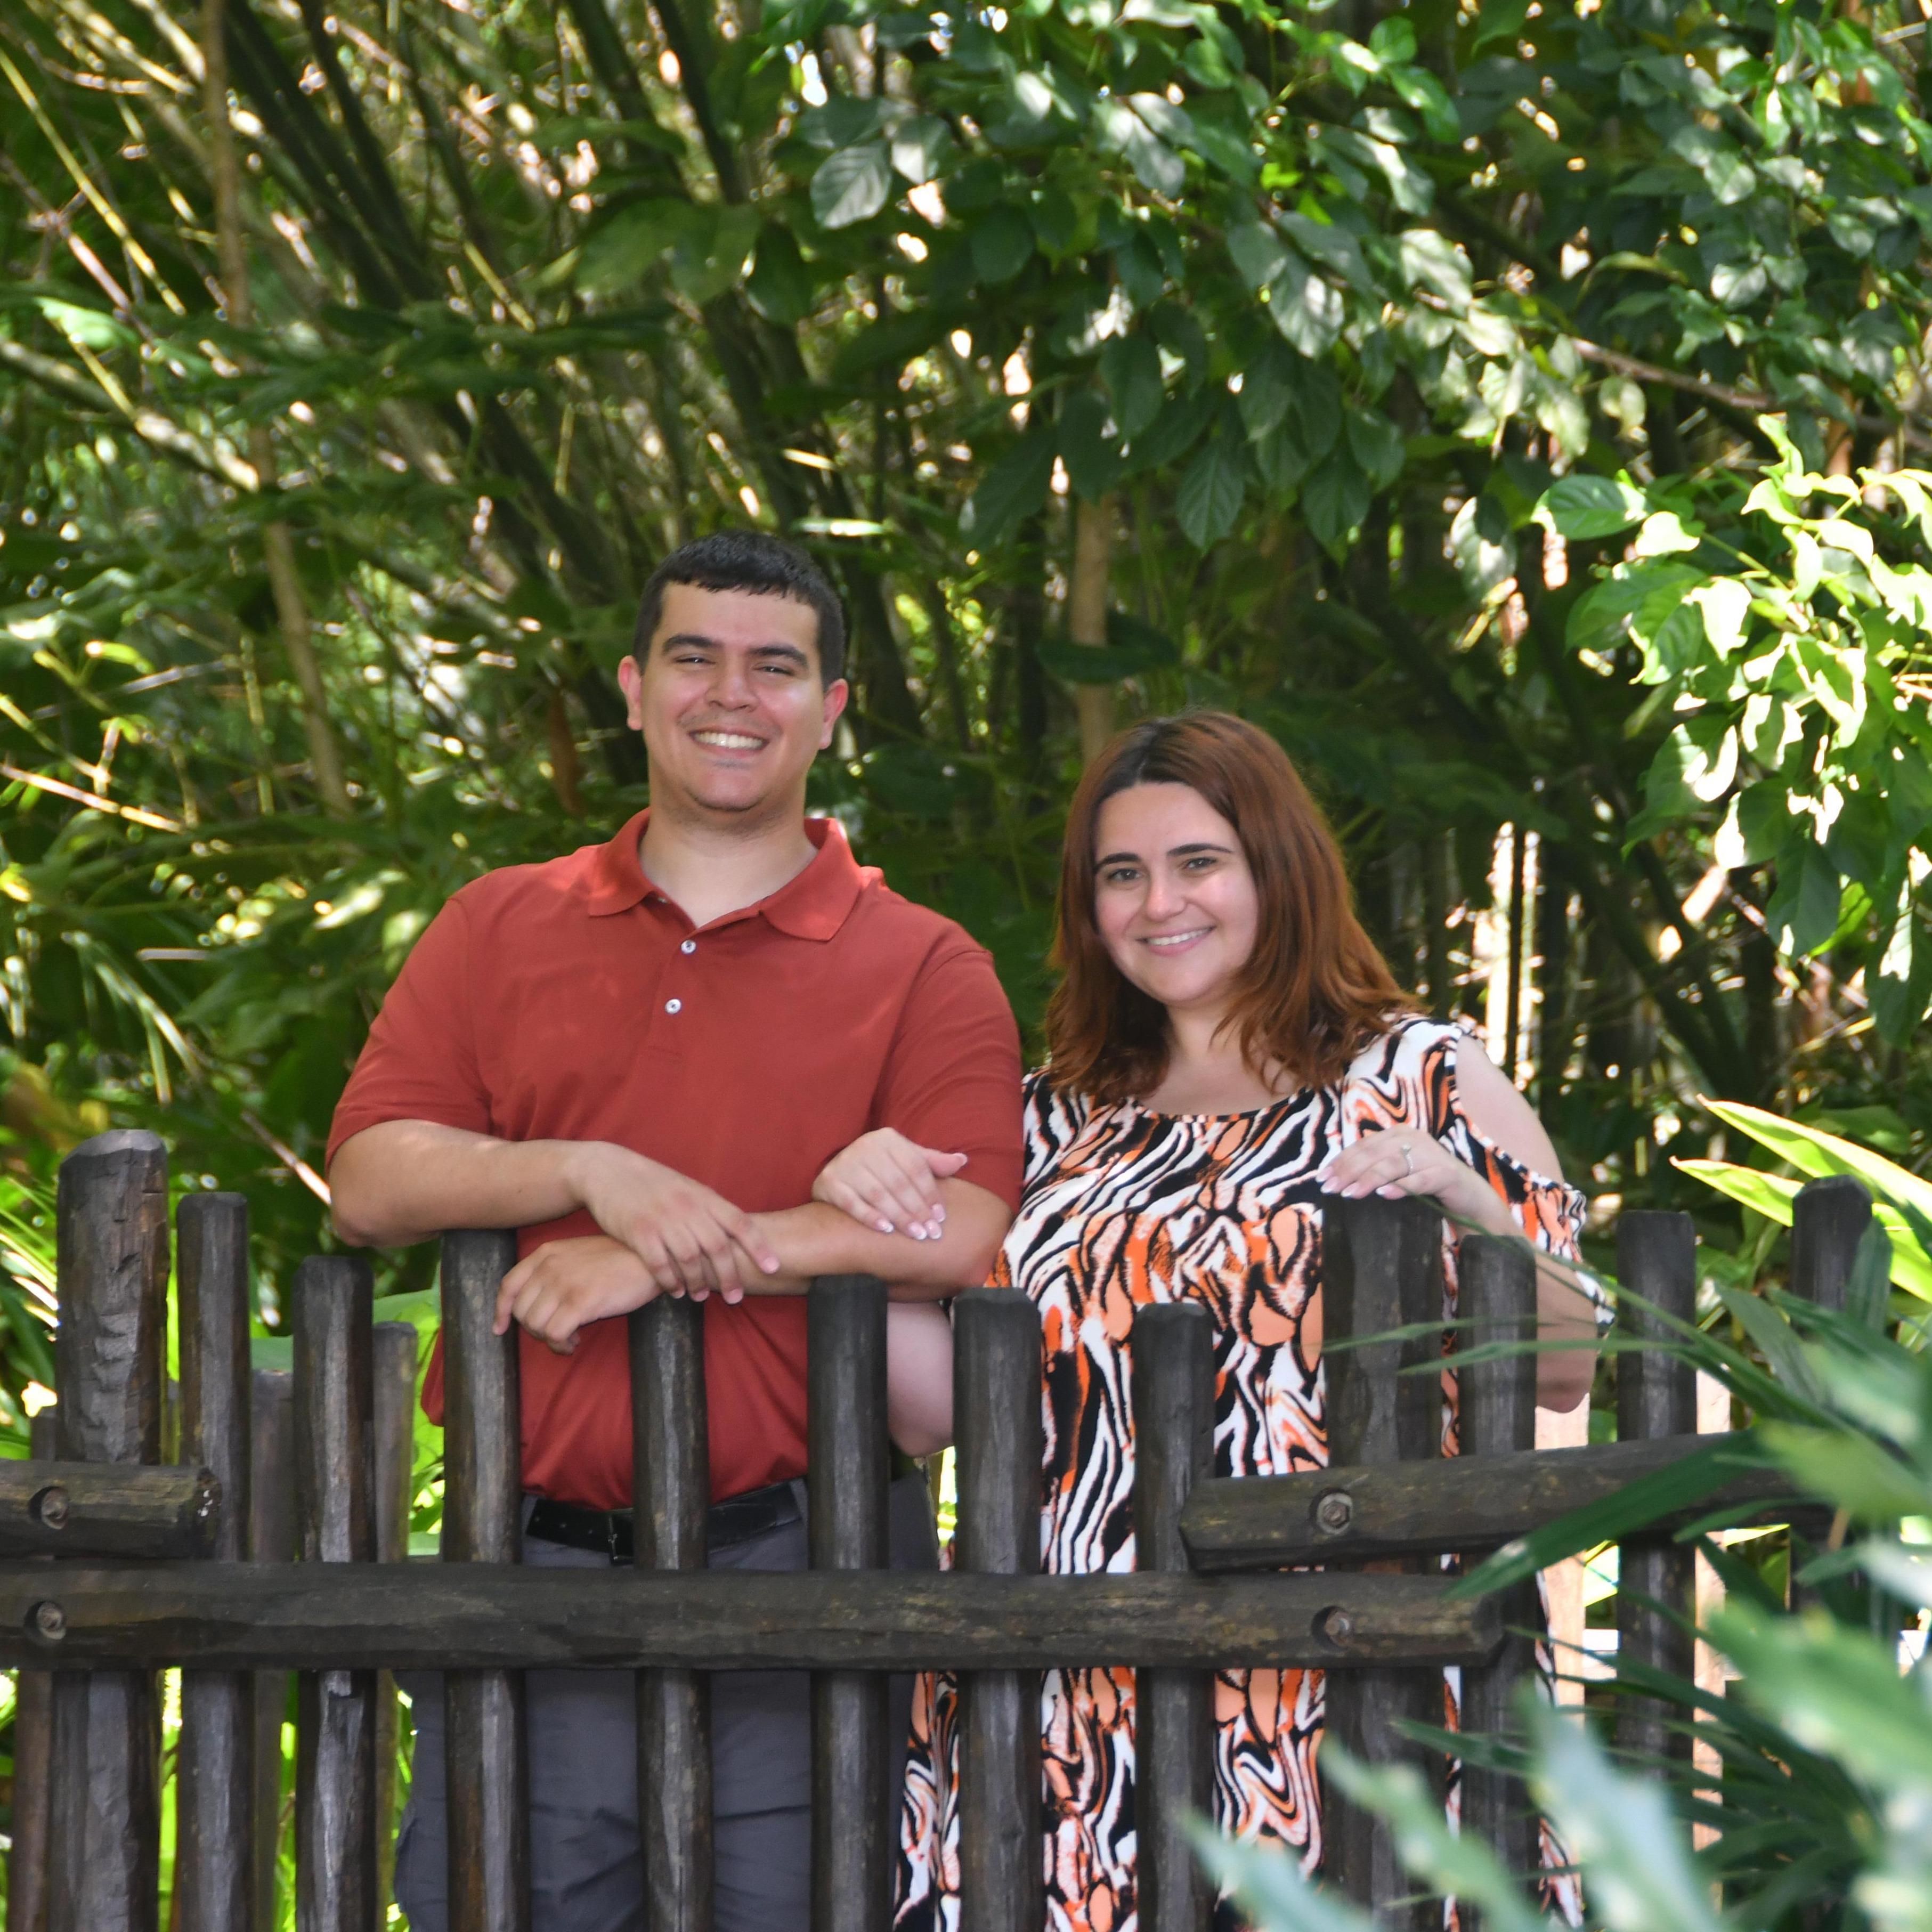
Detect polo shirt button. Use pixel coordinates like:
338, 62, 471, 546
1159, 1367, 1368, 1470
680, 939, 696, 954
665, 998, 683, 1014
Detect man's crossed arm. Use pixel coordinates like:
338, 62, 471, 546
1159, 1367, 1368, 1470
328, 1121, 1010, 1354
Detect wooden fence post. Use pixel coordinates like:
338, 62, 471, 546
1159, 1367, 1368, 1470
809, 1276, 891, 1932
249, 1369, 295, 1932
1455, 1235, 1541, 1902
177, 1192, 254, 1932
1319, 1194, 1444, 1929
48, 1129, 168, 1932
371, 1318, 418, 1920
8, 1408, 57, 1932
1132, 1300, 1215, 1932
1789, 1176, 1874, 1318
1790, 1177, 1876, 1619
954, 1290, 1043, 1932
1613, 1212, 1696, 1767
440, 1231, 529, 1932
293, 1257, 377, 1932
631, 1293, 711, 1932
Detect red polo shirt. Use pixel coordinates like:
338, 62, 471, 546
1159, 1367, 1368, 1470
327, 811, 1023, 1508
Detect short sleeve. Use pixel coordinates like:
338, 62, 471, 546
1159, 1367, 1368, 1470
873, 939, 1024, 1211
326, 892, 489, 1166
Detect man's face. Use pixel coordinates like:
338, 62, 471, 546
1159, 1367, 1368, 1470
619, 583, 849, 821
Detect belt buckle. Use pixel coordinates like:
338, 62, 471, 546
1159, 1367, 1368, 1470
607, 1514, 630, 1566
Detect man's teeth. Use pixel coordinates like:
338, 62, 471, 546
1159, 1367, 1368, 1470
694, 731, 763, 749
1146, 930, 1210, 948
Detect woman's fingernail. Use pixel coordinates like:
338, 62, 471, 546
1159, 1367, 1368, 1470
878, 1220, 895, 1234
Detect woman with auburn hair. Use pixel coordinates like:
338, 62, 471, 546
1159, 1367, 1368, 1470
838, 709, 1600, 1930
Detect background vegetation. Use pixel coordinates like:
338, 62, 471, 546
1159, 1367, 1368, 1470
3, 0, 1932, 1919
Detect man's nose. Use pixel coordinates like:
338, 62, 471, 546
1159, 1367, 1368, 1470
707, 657, 756, 706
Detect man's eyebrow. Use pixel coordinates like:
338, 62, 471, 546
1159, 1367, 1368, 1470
655, 632, 811, 668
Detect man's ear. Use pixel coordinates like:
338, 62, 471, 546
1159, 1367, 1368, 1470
618, 652, 645, 732
818, 676, 850, 750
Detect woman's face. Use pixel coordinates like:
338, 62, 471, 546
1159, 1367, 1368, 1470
1092, 782, 1260, 1018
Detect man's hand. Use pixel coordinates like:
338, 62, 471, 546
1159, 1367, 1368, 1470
570, 1143, 781, 1300
495, 1235, 659, 1353
812, 1129, 969, 1241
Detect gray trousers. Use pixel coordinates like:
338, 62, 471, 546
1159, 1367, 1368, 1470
394, 1475, 938, 1932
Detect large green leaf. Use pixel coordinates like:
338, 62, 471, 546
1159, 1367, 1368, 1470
811, 142, 894, 229
959, 425, 1057, 545
1176, 428, 1248, 548
1677, 1155, 1932, 1301
1540, 475, 1648, 539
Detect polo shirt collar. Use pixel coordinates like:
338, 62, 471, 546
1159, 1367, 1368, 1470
584, 808, 866, 942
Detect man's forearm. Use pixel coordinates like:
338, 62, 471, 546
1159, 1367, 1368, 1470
330, 1121, 595, 1247
752, 1179, 1010, 1299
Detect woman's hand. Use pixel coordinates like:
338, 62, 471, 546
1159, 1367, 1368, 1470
1318, 1129, 1509, 1235
813, 1129, 969, 1241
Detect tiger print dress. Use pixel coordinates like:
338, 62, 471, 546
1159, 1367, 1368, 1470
894, 1016, 1588, 1932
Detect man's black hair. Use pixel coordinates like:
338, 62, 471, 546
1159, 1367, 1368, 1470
631, 530, 847, 684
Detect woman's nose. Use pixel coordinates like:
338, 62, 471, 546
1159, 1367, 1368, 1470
1142, 870, 1184, 919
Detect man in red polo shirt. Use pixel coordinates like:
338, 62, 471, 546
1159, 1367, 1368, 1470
327, 531, 1022, 1931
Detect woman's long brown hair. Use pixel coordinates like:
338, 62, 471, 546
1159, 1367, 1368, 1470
1045, 711, 1417, 1103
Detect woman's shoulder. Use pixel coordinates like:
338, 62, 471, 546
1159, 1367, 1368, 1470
1021, 1065, 1088, 1136
1343, 1012, 1467, 1084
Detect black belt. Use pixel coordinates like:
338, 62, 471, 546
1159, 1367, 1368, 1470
526, 1480, 801, 1565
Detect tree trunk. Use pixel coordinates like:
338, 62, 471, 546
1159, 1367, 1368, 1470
1068, 496, 1115, 767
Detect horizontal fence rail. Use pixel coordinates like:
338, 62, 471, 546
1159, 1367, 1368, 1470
0, 1462, 218, 1560
4, 1133, 1871, 1932
0, 1567, 1500, 1671
1181, 1434, 1818, 1569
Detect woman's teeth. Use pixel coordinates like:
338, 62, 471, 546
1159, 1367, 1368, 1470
1145, 929, 1210, 948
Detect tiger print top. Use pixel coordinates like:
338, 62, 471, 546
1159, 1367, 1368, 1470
895, 1016, 1588, 1932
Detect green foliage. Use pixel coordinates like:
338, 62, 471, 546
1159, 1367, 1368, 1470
1207, 1220, 1932, 1932
1681, 1102, 1932, 1301
3, 0, 1932, 1263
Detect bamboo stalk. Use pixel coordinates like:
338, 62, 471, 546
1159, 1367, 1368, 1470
199, 0, 351, 818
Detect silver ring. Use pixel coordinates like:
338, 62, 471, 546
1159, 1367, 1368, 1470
1400, 1141, 1414, 1176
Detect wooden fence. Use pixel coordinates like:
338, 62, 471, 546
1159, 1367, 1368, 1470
0, 1128, 1861, 1932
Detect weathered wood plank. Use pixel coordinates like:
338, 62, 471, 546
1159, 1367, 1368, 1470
810, 1276, 892, 1932
49, 1128, 168, 1932
1133, 1301, 1214, 1932
630, 1291, 709, 1932
176, 1191, 254, 1932
0, 1565, 1500, 1671
1318, 1194, 1444, 1929
371, 1318, 419, 1927
293, 1256, 378, 1932
248, 1369, 295, 1932
1455, 1235, 1540, 1913
954, 1290, 1043, 1932
1614, 1212, 1696, 1768
0, 1462, 218, 1560
440, 1232, 529, 1932
1180, 1435, 1808, 1570
7, 1409, 58, 1932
